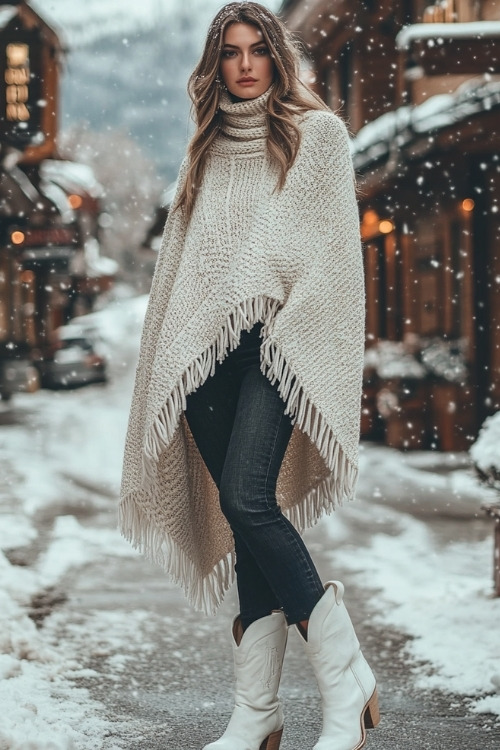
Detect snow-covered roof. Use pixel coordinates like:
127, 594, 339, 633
0, 6, 17, 29
351, 79, 500, 170
39, 180, 74, 223
350, 107, 412, 157
0, 3, 63, 52
397, 21, 500, 50
41, 160, 103, 198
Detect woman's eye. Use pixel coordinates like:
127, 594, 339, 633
221, 50, 236, 58
254, 47, 268, 55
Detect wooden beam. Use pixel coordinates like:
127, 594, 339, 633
410, 37, 500, 76
283, 0, 362, 49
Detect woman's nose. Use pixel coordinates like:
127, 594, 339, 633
241, 52, 252, 70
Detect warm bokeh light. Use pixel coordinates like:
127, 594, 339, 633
363, 209, 379, 225
462, 198, 475, 212
379, 220, 394, 234
11, 230, 25, 244
68, 194, 83, 209
6, 43, 29, 67
20, 270, 35, 284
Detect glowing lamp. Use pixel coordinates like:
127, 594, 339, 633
68, 194, 83, 209
379, 220, 394, 234
461, 198, 475, 212
6, 43, 29, 68
11, 230, 25, 245
363, 209, 378, 224
20, 270, 35, 284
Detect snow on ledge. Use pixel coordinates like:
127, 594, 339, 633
470, 411, 500, 478
397, 21, 500, 50
0, 8, 17, 30
350, 79, 500, 164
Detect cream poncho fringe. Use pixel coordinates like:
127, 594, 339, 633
119, 87, 365, 614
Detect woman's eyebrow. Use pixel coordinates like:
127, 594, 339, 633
222, 41, 266, 49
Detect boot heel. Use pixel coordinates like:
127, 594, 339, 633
260, 727, 283, 750
364, 689, 380, 729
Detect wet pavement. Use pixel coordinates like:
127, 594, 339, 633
46, 503, 499, 750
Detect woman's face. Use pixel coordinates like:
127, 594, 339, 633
220, 22, 274, 100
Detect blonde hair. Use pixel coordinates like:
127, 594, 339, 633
174, 1, 329, 221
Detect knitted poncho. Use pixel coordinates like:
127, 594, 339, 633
119, 87, 365, 614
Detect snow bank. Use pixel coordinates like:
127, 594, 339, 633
470, 412, 500, 490
357, 443, 497, 518
0, 550, 107, 749
0, 516, 138, 750
0, 511, 139, 748
326, 448, 500, 715
0, 296, 147, 748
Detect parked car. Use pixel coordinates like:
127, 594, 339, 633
37, 323, 108, 389
0, 347, 40, 401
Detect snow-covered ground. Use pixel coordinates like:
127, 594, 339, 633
0, 295, 147, 749
1, 293, 499, 747
325, 448, 500, 717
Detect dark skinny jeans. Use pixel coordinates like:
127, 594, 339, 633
184, 322, 324, 629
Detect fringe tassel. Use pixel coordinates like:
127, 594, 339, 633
118, 494, 236, 615
128, 294, 358, 612
258, 321, 358, 534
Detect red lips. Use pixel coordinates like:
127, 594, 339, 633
237, 77, 257, 83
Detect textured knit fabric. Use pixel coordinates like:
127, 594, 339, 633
119, 86, 365, 614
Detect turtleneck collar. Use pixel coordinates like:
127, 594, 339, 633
212, 85, 272, 155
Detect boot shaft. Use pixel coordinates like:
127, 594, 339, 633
232, 612, 288, 710
301, 581, 379, 750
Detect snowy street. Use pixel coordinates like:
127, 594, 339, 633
0, 295, 499, 749
1, 0, 500, 746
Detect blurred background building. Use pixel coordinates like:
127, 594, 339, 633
2, 0, 499, 454
0, 0, 117, 399
282, 0, 500, 452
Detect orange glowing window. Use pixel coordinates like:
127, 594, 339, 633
5, 43, 30, 123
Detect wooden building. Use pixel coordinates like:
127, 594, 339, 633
0, 0, 64, 396
282, 0, 500, 450
0, 1, 116, 399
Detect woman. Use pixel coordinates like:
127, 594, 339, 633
119, 3, 378, 749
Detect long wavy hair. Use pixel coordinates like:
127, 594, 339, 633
174, 1, 329, 221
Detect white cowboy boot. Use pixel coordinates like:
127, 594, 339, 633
203, 611, 288, 750
301, 581, 379, 750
